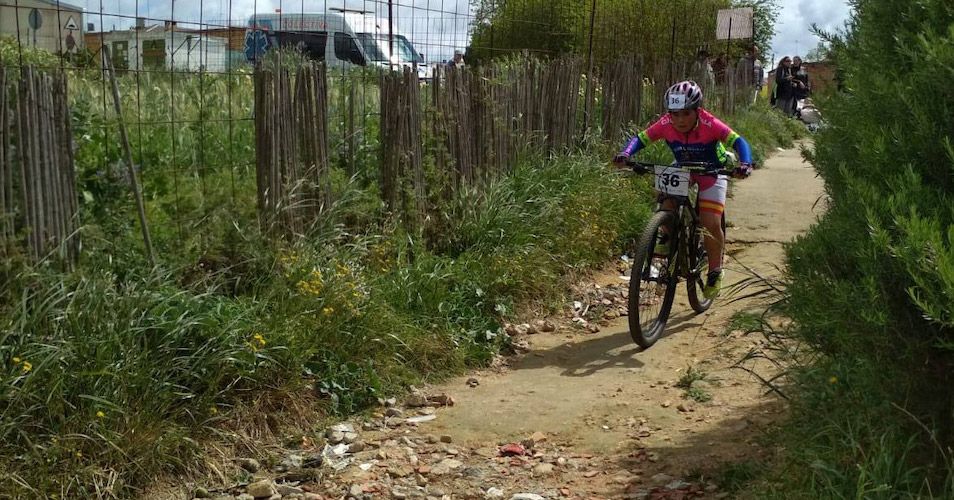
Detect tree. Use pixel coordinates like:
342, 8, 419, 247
731, 0, 779, 63
804, 41, 830, 61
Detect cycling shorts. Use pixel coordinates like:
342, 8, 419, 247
693, 175, 727, 215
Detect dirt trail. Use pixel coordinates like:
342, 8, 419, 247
163, 145, 823, 500
408, 144, 825, 498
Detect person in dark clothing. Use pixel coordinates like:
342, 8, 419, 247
773, 56, 795, 115
791, 56, 811, 112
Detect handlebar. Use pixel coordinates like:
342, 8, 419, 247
625, 160, 736, 177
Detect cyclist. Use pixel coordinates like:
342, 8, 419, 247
613, 80, 754, 299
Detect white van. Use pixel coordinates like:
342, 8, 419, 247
244, 10, 431, 79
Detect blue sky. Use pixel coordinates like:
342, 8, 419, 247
769, 0, 853, 63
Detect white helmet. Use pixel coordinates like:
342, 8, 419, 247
664, 80, 704, 111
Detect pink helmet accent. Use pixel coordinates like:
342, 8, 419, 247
664, 80, 704, 111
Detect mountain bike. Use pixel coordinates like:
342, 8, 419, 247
625, 160, 734, 348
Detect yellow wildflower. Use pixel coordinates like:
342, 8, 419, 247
12, 357, 20, 363
253, 333, 266, 347
829, 376, 838, 384
210, 407, 218, 415
75, 452, 82, 458
96, 411, 105, 419
22, 361, 32, 373
323, 307, 334, 315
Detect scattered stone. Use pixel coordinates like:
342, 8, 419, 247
407, 393, 430, 407
194, 487, 211, 498
665, 479, 691, 490
425, 434, 440, 444
513, 340, 532, 352
237, 458, 261, 473
650, 473, 674, 486
485, 487, 505, 498
499, 443, 526, 456
661, 400, 672, 408
690, 379, 713, 390
278, 454, 303, 471
247, 480, 278, 498
328, 430, 346, 444
440, 435, 454, 443
343, 432, 359, 444
587, 323, 601, 334
428, 394, 455, 407
303, 495, 322, 500
510, 494, 545, 500
236, 495, 255, 500
467, 377, 480, 388
532, 463, 555, 476
541, 320, 556, 333
583, 470, 599, 478
349, 484, 364, 497
526, 431, 547, 447
386, 408, 406, 418
348, 441, 366, 453
407, 414, 437, 424
277, 484, 305, 496
515, 323, 531, 336
677, 402, 692, 413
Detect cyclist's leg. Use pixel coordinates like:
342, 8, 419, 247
694, 175, 728, 271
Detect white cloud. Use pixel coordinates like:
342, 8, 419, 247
770, 0, 852, 63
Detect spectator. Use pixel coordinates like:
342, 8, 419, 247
773, 56, 796, 115
690, 48, 715, 94
447, 49, 464, 68
736, 44, 764, 104
792, 56, 811, 111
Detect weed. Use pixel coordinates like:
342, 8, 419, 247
676, 365, 709, 389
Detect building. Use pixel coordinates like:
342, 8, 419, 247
0, 0, 85, 54
85, 22, 230, 72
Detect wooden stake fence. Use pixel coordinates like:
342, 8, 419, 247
254, 61, 332, 240
2, 67, 80, 267
602, 55, 644, 141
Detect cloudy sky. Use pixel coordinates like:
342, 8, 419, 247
80, 0, 853, 64
769, 0, 853, 63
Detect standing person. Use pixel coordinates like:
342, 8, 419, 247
773, 56, 796, 115
791, 56, 811, 112
447, 49, 464, 68
736, 44, 764, 104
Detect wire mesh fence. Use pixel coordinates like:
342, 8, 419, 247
0, 0, 765, 267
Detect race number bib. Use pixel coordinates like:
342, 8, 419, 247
667, 93, 687, 109
654, 166, 690, 196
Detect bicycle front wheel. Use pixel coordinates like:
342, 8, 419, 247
628, 210, 679, 348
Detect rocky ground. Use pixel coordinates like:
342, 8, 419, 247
159, 145, 823, 500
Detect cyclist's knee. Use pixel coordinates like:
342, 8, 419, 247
700, 212, 723, 234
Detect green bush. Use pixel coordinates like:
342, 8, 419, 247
746, 0, 954, 497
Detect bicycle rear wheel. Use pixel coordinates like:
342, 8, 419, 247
628, 210, 679, 348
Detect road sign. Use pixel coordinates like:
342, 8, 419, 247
64, 16, 78, 30
716, 8, 754, 40
28, 8, 43, 30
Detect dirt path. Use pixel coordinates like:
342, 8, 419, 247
173, 146, 823, 500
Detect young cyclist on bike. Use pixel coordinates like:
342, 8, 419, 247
613, 81, 754, 299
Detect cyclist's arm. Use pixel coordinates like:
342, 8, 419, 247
725, 131, 753, 165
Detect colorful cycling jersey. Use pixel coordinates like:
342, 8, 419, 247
621, 108, 753, 166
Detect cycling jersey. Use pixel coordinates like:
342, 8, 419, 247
619, 109, 753, 216
621, 108, 753, 167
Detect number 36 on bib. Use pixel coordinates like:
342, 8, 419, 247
654, 166, 690, 197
